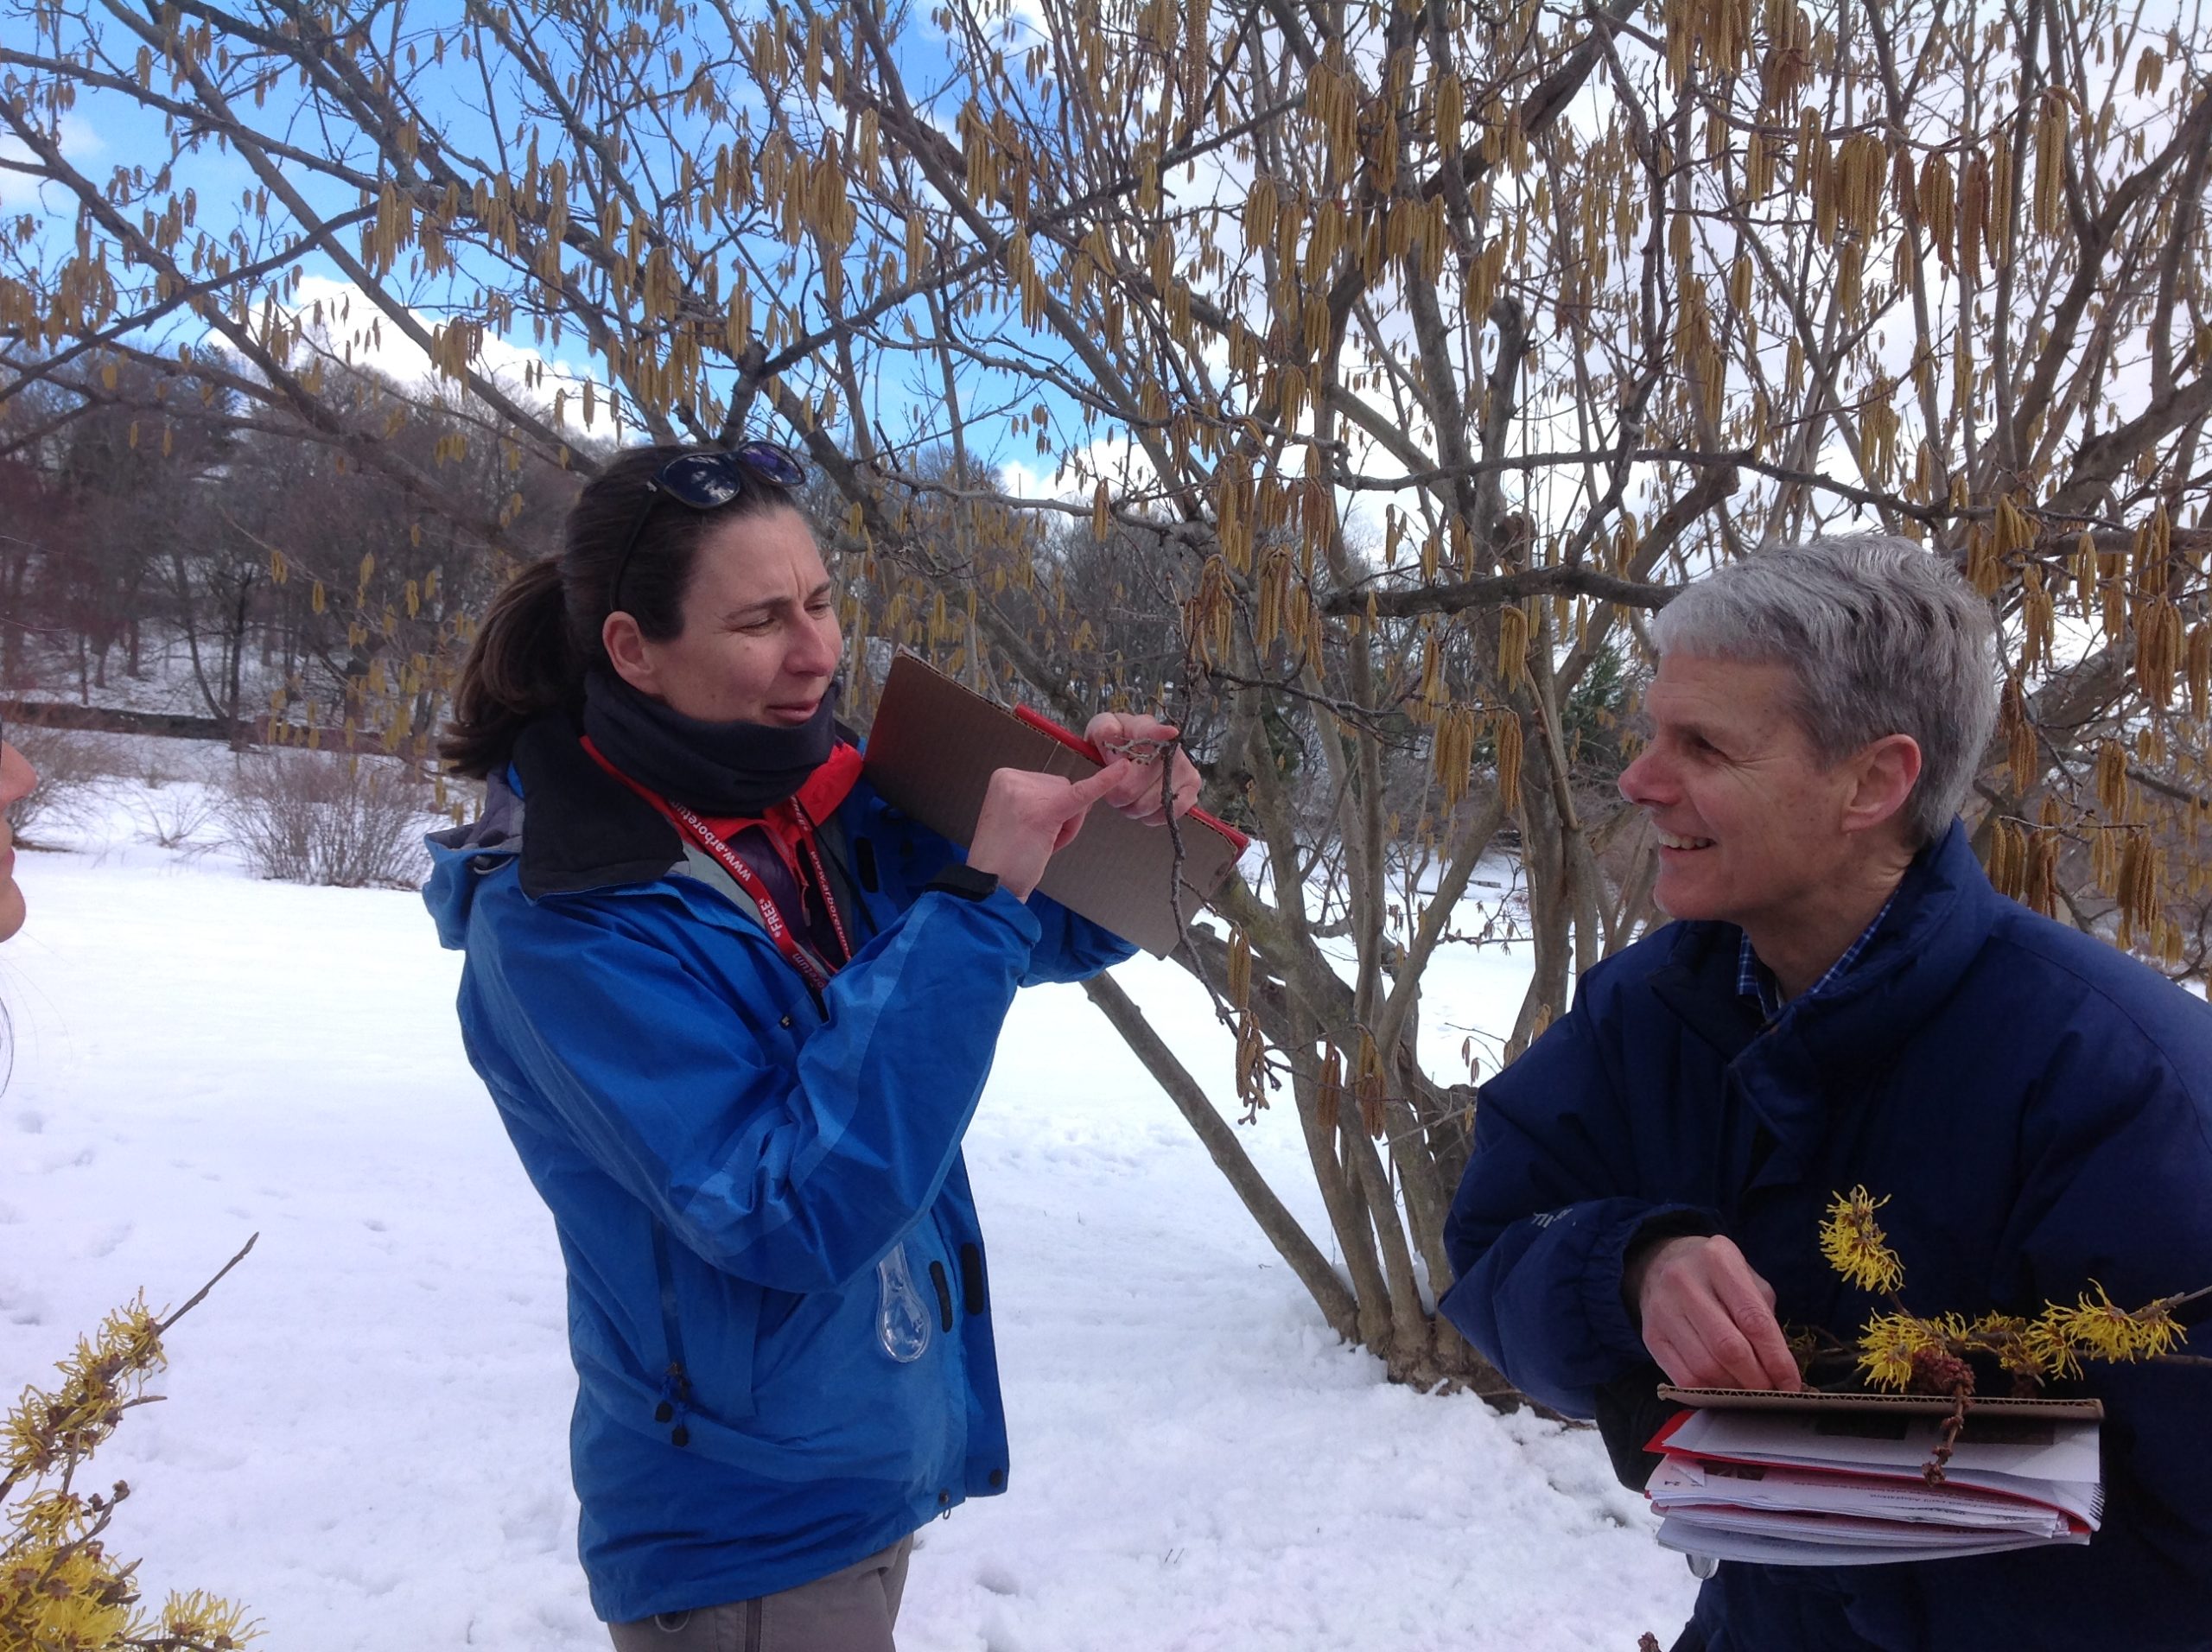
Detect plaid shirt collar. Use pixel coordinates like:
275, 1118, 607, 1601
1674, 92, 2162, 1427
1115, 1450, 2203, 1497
1737, 894, 1897, 1024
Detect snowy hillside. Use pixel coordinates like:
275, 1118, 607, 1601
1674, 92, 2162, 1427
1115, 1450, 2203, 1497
0, 785, 1698, 1651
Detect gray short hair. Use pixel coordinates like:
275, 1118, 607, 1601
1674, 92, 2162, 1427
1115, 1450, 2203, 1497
1649, 536, 1998, 847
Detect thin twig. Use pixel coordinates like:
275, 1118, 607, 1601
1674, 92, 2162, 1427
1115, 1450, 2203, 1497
155, 1233, 260, 1337
1923, 1389, 1970, 1487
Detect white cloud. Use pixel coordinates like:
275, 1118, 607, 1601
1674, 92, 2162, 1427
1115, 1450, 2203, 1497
1000, 428, 1152, 504
250, 274, 628, 436
0, 113, 104, 212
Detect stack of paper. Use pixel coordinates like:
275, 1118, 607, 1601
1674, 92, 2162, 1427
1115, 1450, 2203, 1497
1646, 1390, 2103, 1566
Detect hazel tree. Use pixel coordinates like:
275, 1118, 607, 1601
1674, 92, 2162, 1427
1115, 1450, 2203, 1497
3, 0, 2208, 1387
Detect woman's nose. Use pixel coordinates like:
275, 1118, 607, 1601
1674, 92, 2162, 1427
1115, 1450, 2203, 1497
791, 614, 842, 678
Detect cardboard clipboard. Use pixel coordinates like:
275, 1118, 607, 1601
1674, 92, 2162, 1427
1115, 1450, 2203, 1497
860, 652, 1246, 956
1657, 1385, 2106, 1421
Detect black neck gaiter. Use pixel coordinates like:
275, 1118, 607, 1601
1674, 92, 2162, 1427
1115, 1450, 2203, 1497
581, 668, 838, 816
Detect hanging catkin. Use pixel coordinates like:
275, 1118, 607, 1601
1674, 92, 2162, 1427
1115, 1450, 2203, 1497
1495, 714, 1523, 812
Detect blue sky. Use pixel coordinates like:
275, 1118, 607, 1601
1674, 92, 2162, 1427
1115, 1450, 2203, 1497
3, 0, 1097, 487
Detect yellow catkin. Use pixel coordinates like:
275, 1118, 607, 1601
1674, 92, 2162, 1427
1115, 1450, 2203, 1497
2024, 829, 2060, 917
1497, 605, 1529, 690
1357, 1032, 1386, 1139
1433, 704, 1477, 807
1236, 1013, 1268, 1114
2136, 600, 2182, 707
2094, 739, 2130, 821
1316, 1045, 1344, 1134
1986, 819, 2023, 899
1495, 714, 1523, 812
2115, 834, 2150, 949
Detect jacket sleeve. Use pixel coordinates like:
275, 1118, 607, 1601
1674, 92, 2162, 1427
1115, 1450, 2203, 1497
1014, 890, 1137, 984
468, 876, 1043, 1294
863, 789, 1134, 985
1437, 986, 1717, 1418
1978, 1027, 2212, 1644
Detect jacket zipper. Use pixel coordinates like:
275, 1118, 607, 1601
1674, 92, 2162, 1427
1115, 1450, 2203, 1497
648, 1223, 693, 1446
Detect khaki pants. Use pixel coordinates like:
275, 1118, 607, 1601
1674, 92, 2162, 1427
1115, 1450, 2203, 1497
607, 1536, 914, 1652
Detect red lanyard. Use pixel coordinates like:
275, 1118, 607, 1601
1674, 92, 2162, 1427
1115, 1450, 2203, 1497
581, 740, 853, 993
660, 796, 853, 992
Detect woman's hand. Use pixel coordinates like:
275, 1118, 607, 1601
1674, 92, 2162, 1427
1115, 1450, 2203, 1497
966, 759, 1134, 901
1082, 712, 1201, 828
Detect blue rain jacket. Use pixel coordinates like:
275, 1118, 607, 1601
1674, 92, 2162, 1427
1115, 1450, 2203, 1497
1441, 822, 2212, 1651
423, 719, 1132, 1622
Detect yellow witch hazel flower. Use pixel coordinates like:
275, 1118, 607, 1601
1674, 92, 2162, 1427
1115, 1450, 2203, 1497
2023, 1309, 2087, 1382
159, 1588, 259, 1650
1820, 1186, 1906, 1294
2050, 1282, 2187, 1362
1963, 1312, 2048, 1377
1816, 1190, 2198, 1396
3, 1246, 263, 1652
1856, 1311, 1954, 1390
1855, 1314, 1924, 1389
1858, 1309, 1964, 1388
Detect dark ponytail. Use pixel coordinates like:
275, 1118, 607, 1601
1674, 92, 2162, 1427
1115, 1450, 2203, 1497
440, 443, 799, 778
440, 558, 572, 778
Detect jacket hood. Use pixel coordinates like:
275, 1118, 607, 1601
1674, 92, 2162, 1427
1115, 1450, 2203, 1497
423, 770, 524, 949
423, 714, 688, 948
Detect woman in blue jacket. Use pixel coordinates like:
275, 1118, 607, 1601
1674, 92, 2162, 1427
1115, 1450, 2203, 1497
425, 442, 1196, 1649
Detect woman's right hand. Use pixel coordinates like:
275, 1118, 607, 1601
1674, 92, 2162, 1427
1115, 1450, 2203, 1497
964, 759, 1134, 901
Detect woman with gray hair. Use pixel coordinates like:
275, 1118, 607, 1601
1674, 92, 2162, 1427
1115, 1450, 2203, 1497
1441, 535, 2212, 1651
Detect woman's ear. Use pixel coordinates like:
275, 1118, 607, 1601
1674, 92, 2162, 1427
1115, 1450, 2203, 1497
601, 611, 660, 698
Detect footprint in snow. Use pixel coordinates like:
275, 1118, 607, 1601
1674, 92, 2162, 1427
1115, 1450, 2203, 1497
16, 1111, 42, 1134
0, 1282, 47, 1327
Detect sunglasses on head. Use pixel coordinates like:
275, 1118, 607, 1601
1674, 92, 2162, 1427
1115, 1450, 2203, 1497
610, 441, 809, 612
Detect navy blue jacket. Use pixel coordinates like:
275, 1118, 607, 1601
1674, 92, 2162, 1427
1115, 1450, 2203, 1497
1441, 823, 2212, 1650
424, 721, 1133, 1622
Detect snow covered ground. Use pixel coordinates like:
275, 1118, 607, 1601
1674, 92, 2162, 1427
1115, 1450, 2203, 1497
0, 781, 1698, 1651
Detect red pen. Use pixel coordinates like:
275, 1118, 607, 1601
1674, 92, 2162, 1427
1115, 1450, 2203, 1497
1012, 704, 1249, 853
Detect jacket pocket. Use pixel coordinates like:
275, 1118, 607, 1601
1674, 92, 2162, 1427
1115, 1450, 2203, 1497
740, 1220, 963, 1482
650, 1223, 760, 1439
